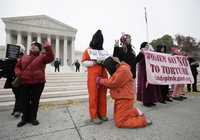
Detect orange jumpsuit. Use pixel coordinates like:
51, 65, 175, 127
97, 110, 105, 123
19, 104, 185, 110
100, 63, 147, 128
82, 48, 108, 119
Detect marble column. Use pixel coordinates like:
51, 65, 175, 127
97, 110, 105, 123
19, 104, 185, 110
71, 38, 75, 65
37, 33, 41, 43
6, 29, 11, 44
63, 37, 68, 65
17, 31, 22, 45
55, 35, 60, 59
27, 32, 32, 54
47, 34, 51, 44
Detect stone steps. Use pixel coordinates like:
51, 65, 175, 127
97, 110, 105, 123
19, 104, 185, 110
0, 94, 89, 111
0, 90, 88, 102
0, 85, 87, 95
0, 72, 88, 109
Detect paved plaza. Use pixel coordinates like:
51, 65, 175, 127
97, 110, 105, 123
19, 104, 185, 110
0, 92, 200, 140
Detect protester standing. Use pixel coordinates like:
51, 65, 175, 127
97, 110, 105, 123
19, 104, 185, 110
136, 42, 162, 107
74, 60, 80, 72
113, 34, 136, 79
171, 48, 187, 101
15, 41, 54, 127
82, 30, 108, 124
156, 45, 173, 103
187, 57, 199, 92
54, 58, 60, 72
4, 45, 25, 118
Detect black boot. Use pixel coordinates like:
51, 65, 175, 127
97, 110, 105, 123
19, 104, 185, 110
17, 120, 27, 127
31, 120, 40, 126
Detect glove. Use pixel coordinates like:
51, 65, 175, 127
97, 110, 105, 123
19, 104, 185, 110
43, 41, 51, 49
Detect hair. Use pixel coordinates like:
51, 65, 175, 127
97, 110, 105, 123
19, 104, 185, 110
156, 45, 167, 53
140, 42, 148, 50
89, 30, 104, 50
120, 34, 131, 45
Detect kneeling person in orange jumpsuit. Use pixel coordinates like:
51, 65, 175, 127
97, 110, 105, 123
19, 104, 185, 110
97, 57, 152, 128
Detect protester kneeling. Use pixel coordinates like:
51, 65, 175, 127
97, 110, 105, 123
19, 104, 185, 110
96, 57, 152, 128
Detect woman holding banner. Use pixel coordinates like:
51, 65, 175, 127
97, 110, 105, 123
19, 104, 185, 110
156, 45, 173, 103
171, 48, 187, 101
136, 42, 162, 107
82, 30, 108, 124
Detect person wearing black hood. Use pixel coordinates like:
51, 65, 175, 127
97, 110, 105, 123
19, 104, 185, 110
156, 45, 173, 103
82, 30, 108, 124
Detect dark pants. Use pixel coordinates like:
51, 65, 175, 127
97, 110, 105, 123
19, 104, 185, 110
55, 66, 60, 72
20, 83, 45, 122
160, 85, 169, 101
76, 66, 80, 72
187, 74, 197, 92
12, 87, 22, 113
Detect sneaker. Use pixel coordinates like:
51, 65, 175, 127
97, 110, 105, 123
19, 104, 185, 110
99, 117, 108, 121
31, 120, 40, 126
91, 118, 102, 125
17, 120, 27, 127
14, 112, 21, 118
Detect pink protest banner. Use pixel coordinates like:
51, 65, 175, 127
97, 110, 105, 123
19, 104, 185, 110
143, 50, 194, 85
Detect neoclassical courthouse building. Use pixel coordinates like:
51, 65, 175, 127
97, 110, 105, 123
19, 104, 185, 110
1, 15, 82, 67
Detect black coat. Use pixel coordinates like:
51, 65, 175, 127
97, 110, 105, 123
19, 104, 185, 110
188, 57, 199, 76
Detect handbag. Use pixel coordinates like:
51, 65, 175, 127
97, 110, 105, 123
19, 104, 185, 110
11, 76, 21, 88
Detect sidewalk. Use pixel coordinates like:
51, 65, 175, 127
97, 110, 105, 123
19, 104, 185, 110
1, 94, 200, 140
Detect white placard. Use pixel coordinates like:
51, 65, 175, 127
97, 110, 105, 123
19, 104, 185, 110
87, 49, 111, 60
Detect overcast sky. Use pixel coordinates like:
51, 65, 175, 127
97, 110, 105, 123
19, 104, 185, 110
0, 0, 199, 54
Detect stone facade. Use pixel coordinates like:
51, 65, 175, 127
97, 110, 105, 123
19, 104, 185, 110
1, 15, 77, 66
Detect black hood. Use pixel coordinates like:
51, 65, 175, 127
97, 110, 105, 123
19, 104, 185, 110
103, 57, 119, 76
90, 30, 104, 50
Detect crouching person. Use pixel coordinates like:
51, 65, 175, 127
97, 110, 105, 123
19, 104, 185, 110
97, 57, 152, 128
15, 41, 54, 127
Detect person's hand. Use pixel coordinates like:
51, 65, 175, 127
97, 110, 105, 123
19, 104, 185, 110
146, 81, 148, 88
114, 40, 119, 47
43, 41, 51, 49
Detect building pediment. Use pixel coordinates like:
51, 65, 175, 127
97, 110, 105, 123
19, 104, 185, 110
2, 15, 77, 32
